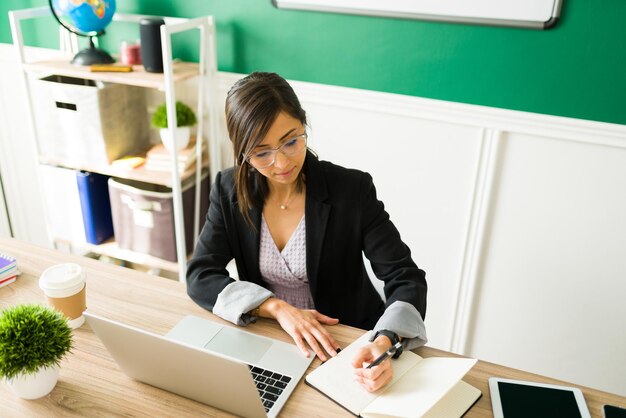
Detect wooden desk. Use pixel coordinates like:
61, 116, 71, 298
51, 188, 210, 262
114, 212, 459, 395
1, 237, 624, 417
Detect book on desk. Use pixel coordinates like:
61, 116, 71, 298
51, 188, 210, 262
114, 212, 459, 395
305, 332, 481, 418
0, 252, 18, 288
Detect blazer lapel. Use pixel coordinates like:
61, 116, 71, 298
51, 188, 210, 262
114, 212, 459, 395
305, 156, 330, 299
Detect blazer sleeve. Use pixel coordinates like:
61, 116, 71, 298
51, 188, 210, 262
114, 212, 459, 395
186, 171, 237, 311
359, 173, 428, 319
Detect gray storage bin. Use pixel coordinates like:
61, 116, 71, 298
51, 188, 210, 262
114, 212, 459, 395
108, 172, 209, 262
33, 75, 150, 165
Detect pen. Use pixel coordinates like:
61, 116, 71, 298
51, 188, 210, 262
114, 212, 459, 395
366, 342, 402, 369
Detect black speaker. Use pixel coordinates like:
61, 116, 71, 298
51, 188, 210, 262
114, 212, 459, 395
139, 18, 165, 73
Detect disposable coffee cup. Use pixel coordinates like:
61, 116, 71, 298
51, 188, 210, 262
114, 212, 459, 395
39, 263, 87, 329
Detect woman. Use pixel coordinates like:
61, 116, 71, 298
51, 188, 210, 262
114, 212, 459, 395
187, 72, 427, 392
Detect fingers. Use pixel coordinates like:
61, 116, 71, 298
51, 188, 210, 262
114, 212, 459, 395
312, 311, 340, 325
306, 323, 338, 359
301, 331, 327, 360
292, 319, 336, 361
354, 363, 393, 392
310, 310, 340, 352
351, 346, 374, 368
310, 315, 339, 352
355, 361, 386, 380
292, 333, 311, 358
275, 306, 340, 361
352, 342, 395, 392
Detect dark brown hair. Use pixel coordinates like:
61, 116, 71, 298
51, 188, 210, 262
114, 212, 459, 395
225, 72, 308, 226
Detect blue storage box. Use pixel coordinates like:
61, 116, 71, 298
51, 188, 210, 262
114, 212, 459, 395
76, 171, 114, 245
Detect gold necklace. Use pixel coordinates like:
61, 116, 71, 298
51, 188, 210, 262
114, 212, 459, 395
273, 192, 298, 210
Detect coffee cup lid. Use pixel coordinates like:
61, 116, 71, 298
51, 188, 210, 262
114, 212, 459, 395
39, 263, 85, 291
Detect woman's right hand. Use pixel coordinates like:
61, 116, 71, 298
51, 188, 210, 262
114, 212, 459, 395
259, 297, 340, 361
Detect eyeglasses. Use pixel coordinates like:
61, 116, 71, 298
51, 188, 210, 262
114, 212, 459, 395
246, 133, 307, 169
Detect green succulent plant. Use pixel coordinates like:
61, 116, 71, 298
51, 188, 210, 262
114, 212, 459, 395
0, 304, 73, 380
151, 101, 197, 128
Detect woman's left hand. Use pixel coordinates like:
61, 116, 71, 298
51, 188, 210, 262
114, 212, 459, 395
351, 337, 394, 392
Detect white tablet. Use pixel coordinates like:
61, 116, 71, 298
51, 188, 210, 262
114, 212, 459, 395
489, 377, 591, 418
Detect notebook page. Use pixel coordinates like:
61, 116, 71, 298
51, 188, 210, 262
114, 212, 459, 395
361, 357, 477, 418
306, 331, 422, 415
421, 381, 481, 418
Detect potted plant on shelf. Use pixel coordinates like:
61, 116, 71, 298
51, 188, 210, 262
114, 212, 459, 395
0, 304, 73, 399
151, 100, 197, 152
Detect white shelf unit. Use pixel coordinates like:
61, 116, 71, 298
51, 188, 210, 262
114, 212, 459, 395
9, 7, 220, 283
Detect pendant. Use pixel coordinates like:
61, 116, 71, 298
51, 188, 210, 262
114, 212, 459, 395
280, 205, 287, 210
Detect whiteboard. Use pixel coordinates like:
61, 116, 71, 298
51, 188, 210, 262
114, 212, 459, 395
272, 0, 563, 29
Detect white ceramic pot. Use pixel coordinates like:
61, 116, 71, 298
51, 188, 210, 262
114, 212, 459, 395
159, 127, 191, 152
7, 366, 60, 399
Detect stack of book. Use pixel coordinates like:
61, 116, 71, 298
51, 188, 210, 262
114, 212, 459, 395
144, 138, 206, 174
0, 252, 18, 288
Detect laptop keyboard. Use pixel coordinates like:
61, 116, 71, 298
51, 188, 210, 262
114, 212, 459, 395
248, 365, 292, 413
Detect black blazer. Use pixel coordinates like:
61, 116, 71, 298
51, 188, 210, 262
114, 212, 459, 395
187, 153, 427, 330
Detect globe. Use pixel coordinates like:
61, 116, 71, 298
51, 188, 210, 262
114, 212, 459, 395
49, 0, 117, 65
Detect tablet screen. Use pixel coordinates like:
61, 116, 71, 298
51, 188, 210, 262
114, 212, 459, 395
604, 405, 626, 418
497, 381, 583, 418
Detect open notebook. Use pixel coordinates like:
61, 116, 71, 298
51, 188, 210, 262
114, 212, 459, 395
305, 332, 481, 418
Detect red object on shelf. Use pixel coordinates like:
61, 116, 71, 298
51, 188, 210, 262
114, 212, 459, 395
120, 42, 142, 66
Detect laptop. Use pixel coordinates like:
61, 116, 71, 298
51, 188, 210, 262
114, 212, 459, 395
84, 312, 314, 418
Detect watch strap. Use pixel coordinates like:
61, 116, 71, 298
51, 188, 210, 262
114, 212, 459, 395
372, 329, 403, 359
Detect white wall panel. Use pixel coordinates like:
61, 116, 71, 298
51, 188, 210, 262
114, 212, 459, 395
466, 133, 626, 395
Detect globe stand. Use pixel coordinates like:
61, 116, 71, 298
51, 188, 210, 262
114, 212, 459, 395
71, 36, 114, 66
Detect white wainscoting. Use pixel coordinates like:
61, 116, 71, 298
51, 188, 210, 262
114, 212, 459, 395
2, 44, 625, 395
466, 131, 626, 394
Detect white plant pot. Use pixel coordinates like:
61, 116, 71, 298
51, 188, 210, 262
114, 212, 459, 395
6, 366, 60, 399
159, 127, 191, 152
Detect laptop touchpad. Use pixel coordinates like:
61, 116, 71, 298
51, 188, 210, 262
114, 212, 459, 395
204, 327, 272, 364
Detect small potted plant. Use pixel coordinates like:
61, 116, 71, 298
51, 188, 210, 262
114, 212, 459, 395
151, 100, 197, 152
0, 304, 73, 399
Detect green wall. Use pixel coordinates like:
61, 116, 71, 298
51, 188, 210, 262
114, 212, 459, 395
2, 0, 626, 126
